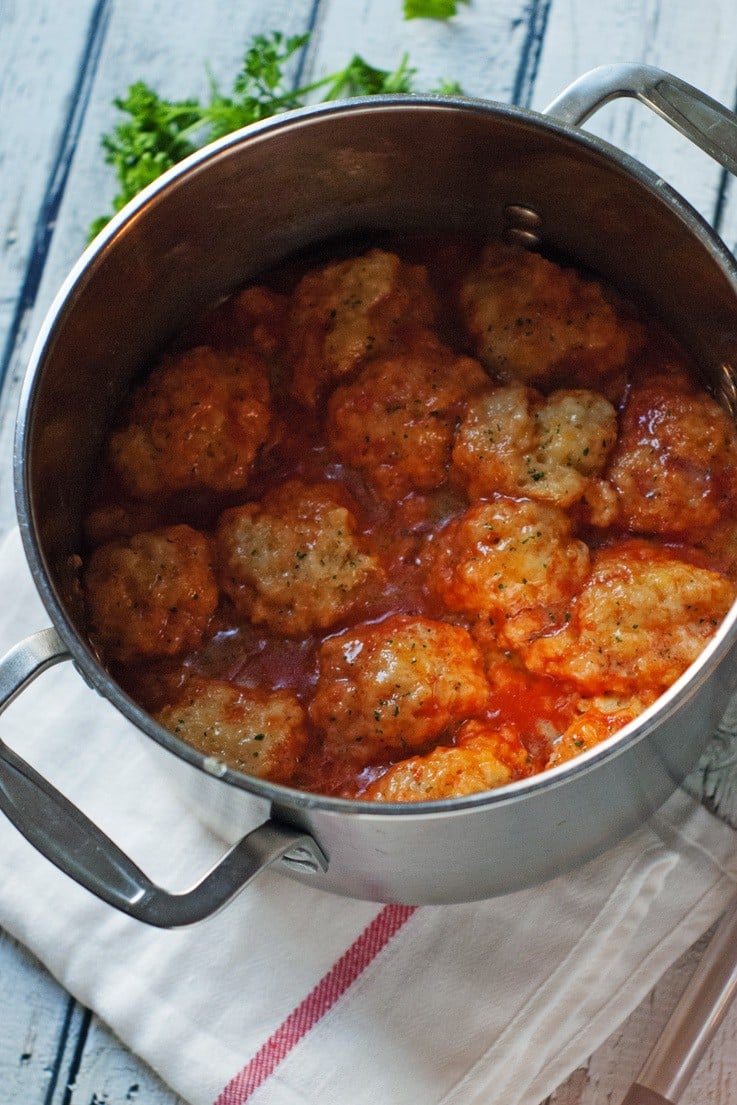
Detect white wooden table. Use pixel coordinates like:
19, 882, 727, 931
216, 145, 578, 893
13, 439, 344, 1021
2, 2, 737, 1102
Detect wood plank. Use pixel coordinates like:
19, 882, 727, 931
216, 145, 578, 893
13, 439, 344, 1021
0, 930, 77, 1103
301, 0, 536, 103
52, 1014, 183, 1105
531, 0, 737, 226
0, 0, 104, 381
42, 1003, 90, 1105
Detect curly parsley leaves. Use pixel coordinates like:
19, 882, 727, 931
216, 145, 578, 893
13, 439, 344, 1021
90, 30, 462, 238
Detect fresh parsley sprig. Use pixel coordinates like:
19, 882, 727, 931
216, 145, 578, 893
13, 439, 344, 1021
204, 32, 314, 138
90, 30, 462, 238
88, 84, 202, 238
404, 0, 469, 18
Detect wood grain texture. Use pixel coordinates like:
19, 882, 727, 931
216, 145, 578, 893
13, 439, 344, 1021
531, 0, 737, 224
0, 0, 109, 545
302, 0, 535, 102
1, 1, 737, 1103
0, 0, 102, 381
50, 1013, 186, 1105
0, 931, 74, 1101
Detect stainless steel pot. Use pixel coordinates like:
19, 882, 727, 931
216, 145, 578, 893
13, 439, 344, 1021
4, 64, 737, 927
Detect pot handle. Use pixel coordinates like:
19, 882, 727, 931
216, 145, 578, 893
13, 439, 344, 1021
544, 63, 737, 177
0, 629, 327, 927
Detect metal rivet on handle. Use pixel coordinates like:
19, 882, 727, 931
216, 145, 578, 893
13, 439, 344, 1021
504, 227, 542, 248
503, 204, 542, 249
504, 204, 542, 228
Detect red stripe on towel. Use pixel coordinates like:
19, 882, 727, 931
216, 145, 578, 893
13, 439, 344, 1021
214, 903, 416, 1104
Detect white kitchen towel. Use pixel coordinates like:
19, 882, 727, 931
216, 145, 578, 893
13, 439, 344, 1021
1, 525, 737, 1105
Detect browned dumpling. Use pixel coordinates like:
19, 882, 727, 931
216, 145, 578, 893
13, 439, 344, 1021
84, 500, 160, 548
460, 242, 640, 396
309, 615, 489, 766
523, 541, 736, 696
328, 335, 488, 500
216, 480, 381, 636
361, 720, 531, 801
452, 384, 619, 525
608, 372, 737, 534
289, 248, 437, 407
83, 525, 218, 663
186, 285, 290, 360
545, 695, 655, 769
424, 497, 590, 649
109, 346, 271, 497
361, 746, 508, 802
156, 677, 308, 784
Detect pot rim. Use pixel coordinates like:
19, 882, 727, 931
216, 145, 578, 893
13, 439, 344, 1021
16, 92, 737, 818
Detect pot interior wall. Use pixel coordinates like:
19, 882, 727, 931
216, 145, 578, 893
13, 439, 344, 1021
19, 99, 737, 639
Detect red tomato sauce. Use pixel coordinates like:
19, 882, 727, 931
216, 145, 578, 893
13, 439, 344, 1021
82, 235, 737, 799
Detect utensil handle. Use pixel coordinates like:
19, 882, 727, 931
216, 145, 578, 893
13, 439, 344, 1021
545, 63, 737, 177
0, 629, 327, 927
620, 888, 737, 1104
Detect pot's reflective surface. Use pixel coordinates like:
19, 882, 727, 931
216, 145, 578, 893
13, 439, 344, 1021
11, 85, 737, 911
